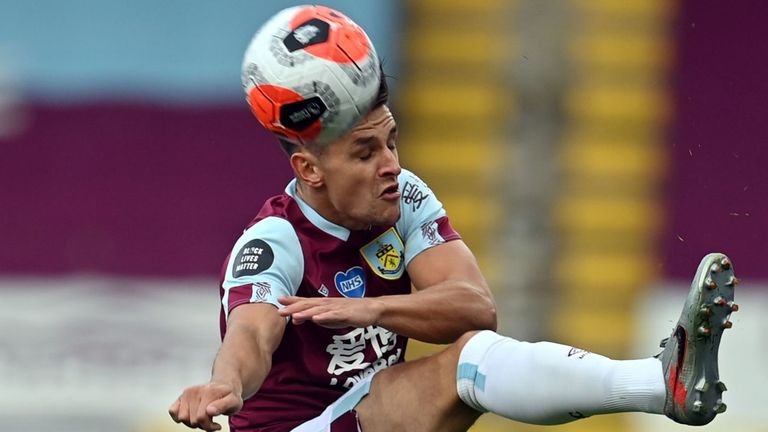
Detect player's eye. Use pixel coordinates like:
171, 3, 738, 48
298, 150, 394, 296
359, 152, 373, 161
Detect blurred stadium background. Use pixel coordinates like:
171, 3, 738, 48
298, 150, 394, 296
0, 1, 765, 431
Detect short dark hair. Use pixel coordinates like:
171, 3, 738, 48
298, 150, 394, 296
278, 65, 389, 156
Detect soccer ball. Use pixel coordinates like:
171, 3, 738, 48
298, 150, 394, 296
241, 5, 381, 146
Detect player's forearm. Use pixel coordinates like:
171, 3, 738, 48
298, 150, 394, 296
373, 280, 497, 344
211, 320, 276, 400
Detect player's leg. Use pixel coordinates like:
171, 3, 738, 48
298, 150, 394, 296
289, 341, 480, 432
354, 253, 737, 430
355, 330, 662, 431
355, 333, 483, 432
453, 252, 737, 426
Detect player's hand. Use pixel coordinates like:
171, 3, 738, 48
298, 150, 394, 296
168, 382, 243, 431
278, 296, 383, 329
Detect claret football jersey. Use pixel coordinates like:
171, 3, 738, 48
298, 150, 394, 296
218, 169, 460, 432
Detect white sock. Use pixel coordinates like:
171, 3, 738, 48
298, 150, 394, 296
456, 331, 665, 425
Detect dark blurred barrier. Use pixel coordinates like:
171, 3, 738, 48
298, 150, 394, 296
0, 103, 292, 277
663, 0, 768, 279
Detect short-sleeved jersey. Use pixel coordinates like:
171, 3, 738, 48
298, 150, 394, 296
218, 169, 460, 432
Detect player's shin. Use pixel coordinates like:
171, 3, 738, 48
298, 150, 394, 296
456, 331, 665, 424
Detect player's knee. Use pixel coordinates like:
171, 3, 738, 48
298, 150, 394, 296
438, 330, 488, 367
454, 330, 513, 412
455, 330, 485, 353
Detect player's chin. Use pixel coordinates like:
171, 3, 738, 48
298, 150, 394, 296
370, 203, 400, 226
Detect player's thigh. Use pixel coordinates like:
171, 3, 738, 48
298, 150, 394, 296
355, 333, 482, 432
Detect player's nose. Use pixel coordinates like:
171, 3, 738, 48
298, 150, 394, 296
379, 147, 401, 177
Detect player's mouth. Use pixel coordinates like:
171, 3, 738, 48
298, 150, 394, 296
379, 183, 400, 201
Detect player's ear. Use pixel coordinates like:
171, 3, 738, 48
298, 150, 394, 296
290, 150, 323, 188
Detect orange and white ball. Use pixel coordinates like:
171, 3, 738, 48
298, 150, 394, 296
242, 5, 380, 145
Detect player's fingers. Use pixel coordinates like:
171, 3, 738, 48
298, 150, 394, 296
169, 399, 181, 422
277, 295, 305, 306
207, 393, 243, 416
204, 421, 222, 432
194, 403, 221, 432
191, 415, 221, 432
177, 397, 192, 427
193, 415, 219, 431
278, 298, 322, 316
290, 305, 332, 321
311, 311, 351, 329
310, 309, 340, 321
279, 303, 309, 317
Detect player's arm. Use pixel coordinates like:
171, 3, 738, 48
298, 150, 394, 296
212, 303, 286, 401
169, 303, 286, 431
373, 238, 496, 343
279, 239, 496, 344
171, 216, 302, 431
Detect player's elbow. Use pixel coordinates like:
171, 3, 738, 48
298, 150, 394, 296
476, 292, 498, 332
466, 284, 497, 332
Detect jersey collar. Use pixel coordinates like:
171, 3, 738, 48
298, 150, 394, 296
285, 179, 351, 241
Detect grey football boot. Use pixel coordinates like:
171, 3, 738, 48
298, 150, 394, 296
657, 253, 739, 425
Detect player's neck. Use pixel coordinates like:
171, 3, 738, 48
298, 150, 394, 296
295, 181, 368, 231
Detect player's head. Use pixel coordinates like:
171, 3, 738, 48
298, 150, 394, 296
282, 72, 401, 230
276, 66, 389, 156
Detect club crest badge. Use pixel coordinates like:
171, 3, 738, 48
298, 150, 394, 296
359, 228, 405, 280
334, 266, 366, 298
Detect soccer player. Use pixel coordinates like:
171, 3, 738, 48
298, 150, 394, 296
169, 8, 738, 432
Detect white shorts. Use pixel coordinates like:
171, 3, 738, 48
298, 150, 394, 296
290, 372, 377, 432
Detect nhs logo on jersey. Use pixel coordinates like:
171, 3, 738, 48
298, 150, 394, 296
334, 266, 366, 298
